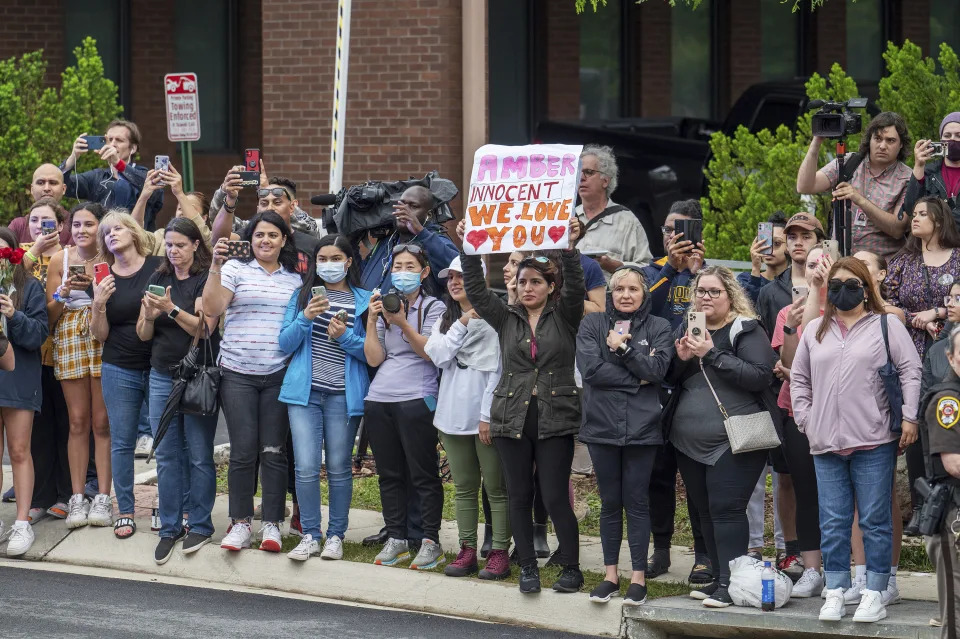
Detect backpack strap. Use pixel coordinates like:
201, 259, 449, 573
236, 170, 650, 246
580, 204, 630, 235
839, 152, 864, 184
880, 313, 893, 365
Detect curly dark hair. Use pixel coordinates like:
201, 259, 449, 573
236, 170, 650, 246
859, 111, 910, 163
156, 217, 213, 276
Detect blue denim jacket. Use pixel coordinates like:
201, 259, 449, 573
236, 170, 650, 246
278, 285, 371, 416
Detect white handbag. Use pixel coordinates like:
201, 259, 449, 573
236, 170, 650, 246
700, 360, 780, 454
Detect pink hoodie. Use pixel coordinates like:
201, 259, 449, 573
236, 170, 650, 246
790, 313, 921, 455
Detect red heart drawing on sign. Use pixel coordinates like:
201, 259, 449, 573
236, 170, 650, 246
466, 229, 489, 251
548, 225, 566, 244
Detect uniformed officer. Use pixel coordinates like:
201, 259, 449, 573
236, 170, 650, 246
922, 325, 960, 639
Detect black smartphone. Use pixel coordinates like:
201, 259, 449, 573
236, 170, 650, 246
675, 219, 702, 248
238, 171, 260, 188
83, 135, 106, 151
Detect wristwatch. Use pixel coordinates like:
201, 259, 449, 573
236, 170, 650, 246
783, 324, 797, 335
168, 306, 181, 319
615, 342, 632, 357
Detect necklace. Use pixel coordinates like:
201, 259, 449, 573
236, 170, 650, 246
75, 248, 102, 264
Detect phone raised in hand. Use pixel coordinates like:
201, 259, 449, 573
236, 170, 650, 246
674, 219, 702, 248
154, 155, 170, 172
757, 222, 774, 256
94, 262, 110, 285
687, 310, 706, 339
147, 285, 166, 297
224, 240, 252, 260
792, 285, 809, 302
821, 240, 840, 262
40, 219, 57, 234
311, 286, 327, 299
240, 148, 261, 188
68, 265, 87, 279
82, 135, 105, 151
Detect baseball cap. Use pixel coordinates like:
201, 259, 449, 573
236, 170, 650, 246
438, 255, 485, 279
784, 212, 824, 234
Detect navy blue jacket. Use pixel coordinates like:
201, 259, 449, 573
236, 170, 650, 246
356, 222, 459, 295
0, 278, 49, 411
62, 162, 164, 230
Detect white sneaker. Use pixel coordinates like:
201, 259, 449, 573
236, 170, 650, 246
321, 535, 344, 560
287, 534, 319, 561
819, 588, 846, 621
65, 494, 90, 529
221, 521, 252, 551
844, 579, 865, 605
87, 494, 113, 527
791, 568, 824, 598
134, 435, 153, 459
258, 522, 282, 552
853, 589, 887, 622
882, 581, 901, 606
6, 521, 35, 557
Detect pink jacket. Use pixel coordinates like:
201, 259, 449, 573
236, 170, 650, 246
790, 313, 921, 455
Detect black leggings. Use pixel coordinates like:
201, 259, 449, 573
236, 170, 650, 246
495, 401, 578, 567
588, 443, 658, 571
677, 447, 767, 586
649, 441, 707, 554
779, 415, 821, 552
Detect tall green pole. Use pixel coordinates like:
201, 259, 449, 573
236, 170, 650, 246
180, 141, 194, 191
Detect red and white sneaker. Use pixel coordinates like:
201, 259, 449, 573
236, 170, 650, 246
259, 522, 282, 552
220, 521, 252, 551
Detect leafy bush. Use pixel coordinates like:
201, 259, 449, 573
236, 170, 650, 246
0, 37, 122, 225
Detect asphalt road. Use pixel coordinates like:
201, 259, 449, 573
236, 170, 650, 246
0, 566, 604, 639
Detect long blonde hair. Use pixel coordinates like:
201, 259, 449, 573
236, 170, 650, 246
97, 209, 149, 264
691, 265, 758, 322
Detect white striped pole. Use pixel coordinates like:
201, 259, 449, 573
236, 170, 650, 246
329, 0, 352, 193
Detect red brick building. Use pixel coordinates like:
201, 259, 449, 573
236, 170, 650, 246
0, 0, 956, 224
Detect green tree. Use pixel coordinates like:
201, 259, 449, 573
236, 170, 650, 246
0, 37, 122, 225
701, 41, 960, 260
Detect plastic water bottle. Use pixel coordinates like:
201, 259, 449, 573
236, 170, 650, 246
150, 495, 161, 532
761, 560, 776, 611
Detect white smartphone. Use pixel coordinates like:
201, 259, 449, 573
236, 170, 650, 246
687, 311, 706, 339
821, 240, 840, 262
154, 155, 170, 172
757, 222, 774, 256
792, 285, 809, 302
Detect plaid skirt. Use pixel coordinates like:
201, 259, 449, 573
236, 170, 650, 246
54, 307, 102, 380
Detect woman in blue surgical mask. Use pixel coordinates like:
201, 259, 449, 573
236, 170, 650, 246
278, 233, 371, 562
362, 243, 447, 571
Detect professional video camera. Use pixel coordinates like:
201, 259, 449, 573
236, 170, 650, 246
808, 97, 868, 139
326, 171, 458, 238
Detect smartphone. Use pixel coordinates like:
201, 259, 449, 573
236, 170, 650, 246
93, 262, 110, 285
224, 240, 252, 260
792, 285, 809, 302
757, 222, 774, 256
238, 171, 260, 188
147, 285, 166, 297
312, 286, 327, 299
822, 239, 840, 262
244, 148, 261, 172
930, 142, 946, 157
68, 264, 87, 279
40, 219, 57, 234
82, 135, 105, 151
675, 219, 702, 248
687, 310, 706, 339
154, 155, 170, 172
614, 320, 631, 335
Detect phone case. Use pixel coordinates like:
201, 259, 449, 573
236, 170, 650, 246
758, 223, 774, 255
244, 149, 261, 171
84, 136, 105, 150
41, 221, 57, 233
238, 171, 260, 187
225, 241, 252, 260
94, 263, 110, 285
155, 156, 170, 172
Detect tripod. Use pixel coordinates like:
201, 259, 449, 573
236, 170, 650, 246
831, 141, 853, 257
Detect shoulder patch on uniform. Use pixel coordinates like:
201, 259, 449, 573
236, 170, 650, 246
937, 396, 960, 429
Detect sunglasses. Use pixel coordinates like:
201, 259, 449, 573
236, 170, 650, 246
257, 187, 292, 201
517, 256, 551, 269
827, 278, 863, 293
392, 243, 424, 256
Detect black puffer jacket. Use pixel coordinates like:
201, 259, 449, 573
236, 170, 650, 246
901, 159, 960, 227
577, 291, 673, 447
462, 249, 584, 440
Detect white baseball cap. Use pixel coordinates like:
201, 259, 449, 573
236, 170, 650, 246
438, 255, 485, 279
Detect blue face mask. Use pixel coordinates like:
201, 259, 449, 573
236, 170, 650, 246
316, 261, 347, 284
392, 271, 423, 294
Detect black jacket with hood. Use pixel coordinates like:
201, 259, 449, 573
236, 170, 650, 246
576, 289, 674, 447
901, 159, 960, 226
756, 267, 792, 339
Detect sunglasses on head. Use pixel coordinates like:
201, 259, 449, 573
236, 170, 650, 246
827, 278, 863, 293
258, 187, 292, 201
392, 243, 424, 256
518, 256, 551, 269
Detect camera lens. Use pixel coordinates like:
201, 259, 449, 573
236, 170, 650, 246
382, 292, 402, 314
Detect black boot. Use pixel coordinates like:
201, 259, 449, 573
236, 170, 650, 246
480, 524, 493, 559
904, 506, 923, 537
533, 523, 550, 559
362, 526, 389, 547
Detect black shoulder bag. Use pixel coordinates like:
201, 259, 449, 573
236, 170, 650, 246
180, 312, 222, 416
878, 313, 904, 433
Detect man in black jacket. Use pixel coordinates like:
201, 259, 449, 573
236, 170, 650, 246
901, 112, 960, 226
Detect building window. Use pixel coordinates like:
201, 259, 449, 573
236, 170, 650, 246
671, 0, 711, 118
580, 0, 622, 119
846, 0, 883, 81
761, 5, 798, 80
931, 0, 960, 60
64, 0, 126, 105
175, 0, 233, 151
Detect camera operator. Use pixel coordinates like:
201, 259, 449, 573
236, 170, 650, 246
797, 112, 912, 259
61, 120, 163, 230
920, 325, 960, 639
355, 185, 458, 293
8, 164, 72, 246
903, 112, 960, 226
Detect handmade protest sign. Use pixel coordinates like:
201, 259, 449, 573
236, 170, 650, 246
463, 144, 582, 255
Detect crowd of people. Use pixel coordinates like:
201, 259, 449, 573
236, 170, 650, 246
0, 112, 959, 632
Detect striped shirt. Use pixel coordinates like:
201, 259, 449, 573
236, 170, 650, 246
310, 288, 355, 392
219, 259, 302, 375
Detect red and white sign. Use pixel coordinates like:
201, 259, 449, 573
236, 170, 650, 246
164, 72, 200, 142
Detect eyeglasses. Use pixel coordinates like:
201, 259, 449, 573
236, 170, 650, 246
392, 243, 424, 256
660, 226, 676, 236
580, 169, 602, 179
258, 187, 291, 201
945, 294, 960, 307
693, 288, 724, 299
827, 278, 863, 293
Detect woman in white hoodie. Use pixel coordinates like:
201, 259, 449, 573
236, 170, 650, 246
425, 256, 510, 581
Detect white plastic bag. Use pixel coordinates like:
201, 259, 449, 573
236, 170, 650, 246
728, 555, 793, 608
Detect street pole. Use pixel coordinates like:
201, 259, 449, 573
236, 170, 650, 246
180, 141, 194, 192
329, 0, 352, 194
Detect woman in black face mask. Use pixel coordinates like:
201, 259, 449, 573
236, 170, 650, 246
904, 112, 960, 224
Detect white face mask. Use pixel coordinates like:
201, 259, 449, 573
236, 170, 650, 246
316, 261, 347, 284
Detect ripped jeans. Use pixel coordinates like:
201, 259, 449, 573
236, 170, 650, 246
220, 368, 290, 523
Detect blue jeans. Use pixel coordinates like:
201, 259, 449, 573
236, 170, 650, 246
101, 363, 150, 515
287, 390, 358, 539
814, 440, 897, 592
148, 369, 218, 538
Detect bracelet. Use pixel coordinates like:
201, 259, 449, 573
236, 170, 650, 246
94, 305, 106, 314
24, 250, 37, 262
209, 269, 221, 275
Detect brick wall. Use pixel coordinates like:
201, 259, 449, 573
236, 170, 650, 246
815, 0, 846, 74
261, 0, 464, 215
545, 0, 580, 120
0, 0, 65, 87
899, 0, 930, 56
637, 1, 671, 117
728, 0, 762, 109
